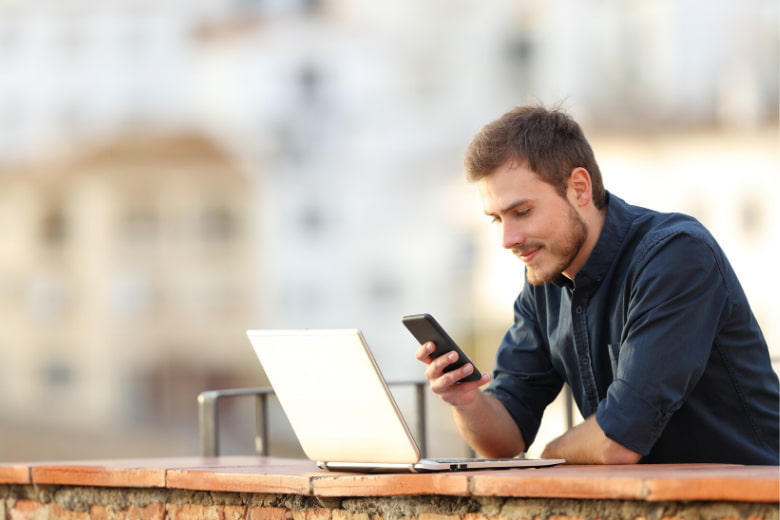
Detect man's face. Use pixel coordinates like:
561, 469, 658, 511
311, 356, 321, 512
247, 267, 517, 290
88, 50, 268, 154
478, 161, 588, 285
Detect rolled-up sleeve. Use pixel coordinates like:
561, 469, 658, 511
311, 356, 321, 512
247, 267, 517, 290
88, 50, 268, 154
485, 285, 564, 448
596, 231, 730, 455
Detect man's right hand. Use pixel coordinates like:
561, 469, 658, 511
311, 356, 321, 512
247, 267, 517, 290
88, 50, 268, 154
415, 341, 491, 407
415, 341, 526, 458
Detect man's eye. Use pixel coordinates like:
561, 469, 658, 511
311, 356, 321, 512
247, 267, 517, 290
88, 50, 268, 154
515, 209, 531, 218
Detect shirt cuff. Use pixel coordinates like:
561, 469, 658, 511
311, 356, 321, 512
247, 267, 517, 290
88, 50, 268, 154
596, 379, 672, 456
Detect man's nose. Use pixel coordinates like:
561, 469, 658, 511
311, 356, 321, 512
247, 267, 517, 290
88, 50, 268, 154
501, 222, 525, 250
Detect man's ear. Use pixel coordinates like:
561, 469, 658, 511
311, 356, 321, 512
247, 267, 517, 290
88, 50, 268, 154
568, 167, 593, 207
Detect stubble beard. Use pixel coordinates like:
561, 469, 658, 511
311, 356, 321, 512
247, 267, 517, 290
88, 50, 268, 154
521, 204, 588, 286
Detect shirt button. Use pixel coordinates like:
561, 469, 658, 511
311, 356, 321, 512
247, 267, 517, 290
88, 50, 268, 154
575, 306, 584, 314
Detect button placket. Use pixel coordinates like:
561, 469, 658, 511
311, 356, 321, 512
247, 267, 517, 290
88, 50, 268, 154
572, 293, 599, 413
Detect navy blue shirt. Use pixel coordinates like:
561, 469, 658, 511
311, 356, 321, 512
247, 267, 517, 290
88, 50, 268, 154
485, 193, 780, 464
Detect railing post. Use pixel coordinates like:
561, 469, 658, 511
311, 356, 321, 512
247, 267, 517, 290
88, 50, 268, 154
564, 384, 574, 429
254, 393, 269, 456
198, 391, 219, 457
414, 382, 427, 458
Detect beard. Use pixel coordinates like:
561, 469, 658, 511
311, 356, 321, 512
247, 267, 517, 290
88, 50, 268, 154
514, 202, 588, 286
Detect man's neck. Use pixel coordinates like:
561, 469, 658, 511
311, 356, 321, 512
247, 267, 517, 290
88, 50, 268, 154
562, 206, 607, 281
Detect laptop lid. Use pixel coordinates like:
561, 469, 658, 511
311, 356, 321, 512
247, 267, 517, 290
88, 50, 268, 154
246, 329, 421, 465
246, 328, 565, 472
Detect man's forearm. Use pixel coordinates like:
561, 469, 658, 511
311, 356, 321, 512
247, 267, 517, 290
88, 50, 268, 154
452, 392, 526, 458
541, 415, 642, 464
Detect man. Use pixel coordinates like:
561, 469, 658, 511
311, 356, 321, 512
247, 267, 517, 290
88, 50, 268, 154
416, 104, 780, 464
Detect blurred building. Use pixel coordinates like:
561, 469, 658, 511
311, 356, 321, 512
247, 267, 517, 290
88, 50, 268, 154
0, 0, 776, 459
0, 133, 253, 425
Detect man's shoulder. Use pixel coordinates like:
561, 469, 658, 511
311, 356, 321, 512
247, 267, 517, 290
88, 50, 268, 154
633, 212, 717, 262
610, 195, 716, 255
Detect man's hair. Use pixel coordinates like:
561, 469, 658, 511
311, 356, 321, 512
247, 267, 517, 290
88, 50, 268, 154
464, 103, 607, 209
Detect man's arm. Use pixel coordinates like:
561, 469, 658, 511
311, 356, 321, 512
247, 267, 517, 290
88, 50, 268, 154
416, 343, 527, 458
541, 415, 641, 464
452, 387, 527, 458
416, 342, 641, 462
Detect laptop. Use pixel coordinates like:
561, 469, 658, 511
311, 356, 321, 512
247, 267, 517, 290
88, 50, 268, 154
246, 328, 565, 472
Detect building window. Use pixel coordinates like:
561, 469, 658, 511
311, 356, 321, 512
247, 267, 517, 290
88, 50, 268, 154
42, 358, 74, 389
299, 206, 325, 238
739, 197, 764, 239
42, 210, 67, 247
200, 207, 235, 243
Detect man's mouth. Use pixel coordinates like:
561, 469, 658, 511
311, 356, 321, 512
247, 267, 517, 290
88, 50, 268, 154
515, 247, 541, 263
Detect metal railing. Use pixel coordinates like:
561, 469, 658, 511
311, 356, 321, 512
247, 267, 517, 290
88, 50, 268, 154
198, 381, 429, 458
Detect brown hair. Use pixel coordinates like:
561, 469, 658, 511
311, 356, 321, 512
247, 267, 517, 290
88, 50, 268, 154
464, 103, 607, 209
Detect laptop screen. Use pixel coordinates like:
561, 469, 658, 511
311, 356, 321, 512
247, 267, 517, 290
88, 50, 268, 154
247, 329, 421, 464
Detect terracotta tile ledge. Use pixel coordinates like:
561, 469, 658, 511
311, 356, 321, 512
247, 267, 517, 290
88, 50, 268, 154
0, 457, 777, 503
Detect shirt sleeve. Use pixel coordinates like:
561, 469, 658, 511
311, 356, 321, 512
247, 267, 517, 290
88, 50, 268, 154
484, 282, 565, 448
596, 230, 732, 455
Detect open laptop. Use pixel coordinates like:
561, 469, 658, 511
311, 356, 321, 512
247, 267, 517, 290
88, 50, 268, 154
246, 328, 565, 472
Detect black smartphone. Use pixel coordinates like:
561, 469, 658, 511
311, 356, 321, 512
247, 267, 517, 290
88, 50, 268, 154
402, 313, 482, 383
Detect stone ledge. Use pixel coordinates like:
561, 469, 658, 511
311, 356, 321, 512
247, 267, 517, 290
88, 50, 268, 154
0, 485, 777, 520
0, 457, 777, 503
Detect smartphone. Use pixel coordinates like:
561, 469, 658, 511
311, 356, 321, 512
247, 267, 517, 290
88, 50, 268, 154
402, 313, 482, 383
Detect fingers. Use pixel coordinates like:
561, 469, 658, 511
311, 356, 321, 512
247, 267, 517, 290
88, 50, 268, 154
429, 359, 488, 392
417, 345, 473, 382
416, 343, 461, 373
415, 341, 436, 362
415, 342, 491, 405
430, 369, 491, 407
423, 349, 460, 383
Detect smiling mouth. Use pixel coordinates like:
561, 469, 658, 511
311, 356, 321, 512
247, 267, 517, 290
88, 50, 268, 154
515, 247, 541, 263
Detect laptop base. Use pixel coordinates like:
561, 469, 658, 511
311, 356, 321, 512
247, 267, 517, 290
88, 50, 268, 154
318, 457, 565, 473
